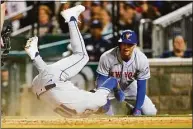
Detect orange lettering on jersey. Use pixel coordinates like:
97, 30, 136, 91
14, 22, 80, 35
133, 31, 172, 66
124, 72, 133, 79
115, 72, 121, 78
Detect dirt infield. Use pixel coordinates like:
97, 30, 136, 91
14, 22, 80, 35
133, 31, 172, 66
1, 115, 192, 128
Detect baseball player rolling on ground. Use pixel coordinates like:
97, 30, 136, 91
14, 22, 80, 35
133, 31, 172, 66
96, 30, 157, 116
25, 5, 121, 117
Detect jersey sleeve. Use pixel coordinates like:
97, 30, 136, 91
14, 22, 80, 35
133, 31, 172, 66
137, 56, 150, 80
96, 54, 110, 76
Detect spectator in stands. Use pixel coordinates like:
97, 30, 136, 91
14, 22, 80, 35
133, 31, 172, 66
1, 1, 6, 47
38, 5, 55, 36
77, 13, 89, 34
136, 1, 160, 20
85, 20, 112, 61
119, 1, 126, 23
39, 1, 55, 17
101, 1, 112, 14
151, 1, 171, 16
57, 2, 71, 34
82, 1, 92, 26
119, 2, 139, 34
161, 35, 192, 58
91, 1, 102, 21
99, 8, 112, 35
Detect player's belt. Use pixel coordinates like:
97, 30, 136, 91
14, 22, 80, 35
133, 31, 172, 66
36, 83, 56, 99
45, 83, 56, 91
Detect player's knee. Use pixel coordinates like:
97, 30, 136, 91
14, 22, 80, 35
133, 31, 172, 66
143, 106, 157, 115
83, 54, 89, 63
75, 53, 89, 64
82, 54, 89, 65
98, 98, 107, 107
92, 94, 107, 107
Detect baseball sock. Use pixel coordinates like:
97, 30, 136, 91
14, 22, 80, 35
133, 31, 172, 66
32, 54, 47, 73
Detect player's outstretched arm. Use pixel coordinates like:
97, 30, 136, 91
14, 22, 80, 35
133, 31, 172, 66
96, 73, 109, 88
96, 73, 125, 102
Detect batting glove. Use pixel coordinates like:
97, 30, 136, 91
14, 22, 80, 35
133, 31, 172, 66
132, 108, 142, 116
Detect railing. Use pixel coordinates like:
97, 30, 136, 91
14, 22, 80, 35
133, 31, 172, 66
139, 18, 153, 58
11, 25, 32, 37
5, 5, 33, 20
153, 3, 192, 28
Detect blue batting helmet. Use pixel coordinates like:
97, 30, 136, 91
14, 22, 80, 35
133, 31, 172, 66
118, 30, 138, 45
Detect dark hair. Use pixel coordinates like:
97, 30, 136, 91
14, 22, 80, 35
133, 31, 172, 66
124, 2, 135, 10
101, 8, 111, 17
90, 20, 103, 29
1, 1, 5, 4
91, 1, 101, 6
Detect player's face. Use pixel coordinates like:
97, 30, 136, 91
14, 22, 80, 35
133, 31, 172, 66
120, 43, 136, 58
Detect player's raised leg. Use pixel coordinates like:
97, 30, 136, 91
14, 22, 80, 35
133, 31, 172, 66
61, 5, 88, 56
50, 5, 89, 81
25, 36, 47, 73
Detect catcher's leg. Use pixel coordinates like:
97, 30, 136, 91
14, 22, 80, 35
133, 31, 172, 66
49, 5, 89, 81
25, 36, 47, 73
125, 95, 157, 115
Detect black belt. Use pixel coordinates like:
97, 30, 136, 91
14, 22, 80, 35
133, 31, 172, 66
37, 83, 56, 100
45, 83, 56, 91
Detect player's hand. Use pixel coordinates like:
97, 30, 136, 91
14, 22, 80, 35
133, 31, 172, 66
132, 108, 142, 116
114, 88, 125, 102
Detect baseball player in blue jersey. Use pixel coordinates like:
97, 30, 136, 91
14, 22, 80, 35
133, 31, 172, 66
96, 30, 157, 116
24, 5, 123, 117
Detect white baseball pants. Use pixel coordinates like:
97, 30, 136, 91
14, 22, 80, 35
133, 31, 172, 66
31, 20, 109, 117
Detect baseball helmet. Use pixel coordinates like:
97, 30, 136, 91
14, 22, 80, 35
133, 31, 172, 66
118, 30, 138, 45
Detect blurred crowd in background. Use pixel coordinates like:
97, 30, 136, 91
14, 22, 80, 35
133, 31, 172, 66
3, 1, 192, 61
8, 1, 190, 34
